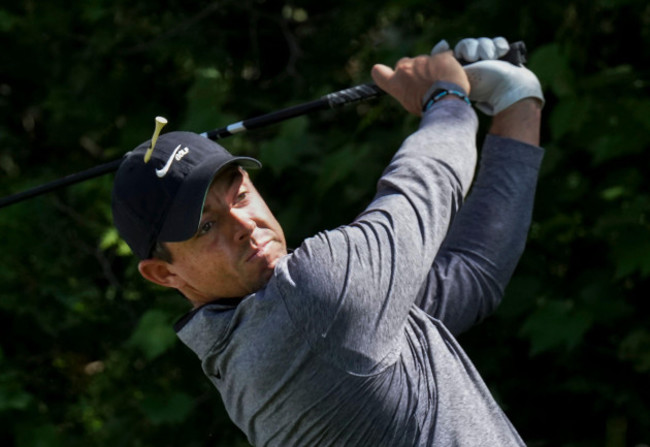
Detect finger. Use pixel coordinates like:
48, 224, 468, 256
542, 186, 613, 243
430, 39, 450, 55
477, 37, 497, 60
493, 36, 510, 58
455, 38, 479, 62
395, 56, 413, 68
371, 63, 396, 91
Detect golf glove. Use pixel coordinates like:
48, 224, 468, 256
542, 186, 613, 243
431, 37, 545, 115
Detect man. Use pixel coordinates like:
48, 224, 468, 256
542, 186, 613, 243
112, 37, 544, 446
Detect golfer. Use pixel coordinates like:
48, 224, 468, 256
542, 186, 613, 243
112, 37, 545, 446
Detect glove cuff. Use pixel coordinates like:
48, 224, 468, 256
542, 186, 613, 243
490, 78, 545, 115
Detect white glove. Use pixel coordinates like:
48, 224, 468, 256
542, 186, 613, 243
464, 60, 544, 115
431, 37, 545, 115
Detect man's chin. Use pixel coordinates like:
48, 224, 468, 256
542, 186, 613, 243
244, 245, 286, 293
244, 265, 274, 293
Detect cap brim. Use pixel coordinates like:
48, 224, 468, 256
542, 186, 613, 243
157, 155, 261, 243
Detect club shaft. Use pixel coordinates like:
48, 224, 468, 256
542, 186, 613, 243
202, 98, 331, 140
201, 83, 384, 140
0, 41, 528, 209
0, 159, 123, 208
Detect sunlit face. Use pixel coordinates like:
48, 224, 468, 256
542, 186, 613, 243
163, 167, 287, 305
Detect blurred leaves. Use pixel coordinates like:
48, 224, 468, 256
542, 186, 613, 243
619, 329, 650, 373
529, 43, 574, 98
258, 116, 315, 175
181, 67, 236, 134
127, 310, 178, 361
0, 349, 33, 413
140, 392, 194, 425
520, 299, 594, 356
15, 425, 63, 447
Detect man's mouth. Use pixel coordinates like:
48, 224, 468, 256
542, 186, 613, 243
246, 240, 270, 262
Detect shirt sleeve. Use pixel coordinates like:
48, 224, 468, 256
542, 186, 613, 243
415, 134, 544, 335
274, 100, 479, 373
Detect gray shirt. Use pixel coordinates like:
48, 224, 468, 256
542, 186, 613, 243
176, 100, 544, 446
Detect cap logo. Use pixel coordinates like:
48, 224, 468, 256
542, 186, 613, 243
155, 144, 190, 178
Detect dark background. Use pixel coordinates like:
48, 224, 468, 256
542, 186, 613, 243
1, 0, 649, 445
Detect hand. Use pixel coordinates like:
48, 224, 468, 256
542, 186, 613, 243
432, 37, 545, 115
371, 51, 470, 116
464, 59, 544, 115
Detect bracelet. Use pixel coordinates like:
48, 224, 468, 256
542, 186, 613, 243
421, 81, 471, 112
423, 89, 471, 111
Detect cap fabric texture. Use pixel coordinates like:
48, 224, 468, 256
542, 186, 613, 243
112, 131, 261, 259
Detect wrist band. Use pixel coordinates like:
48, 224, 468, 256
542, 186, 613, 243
421, 81, 471, 112
423, 89, 471, 111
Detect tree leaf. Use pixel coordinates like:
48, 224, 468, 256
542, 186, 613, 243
610, 226, 650, 278
0, 374, 33, 412
619, 329, 650, 373
519, 300, 593, 356
528, 43, 574, 98
15, 424, 63, 447
258, 117, 315, 175
549, 98, 589, 140
140, 392, 194, 425
127, 309, 177, 360
180, 68, 236, 133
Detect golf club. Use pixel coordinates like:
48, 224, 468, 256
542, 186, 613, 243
0, 42, 527, 209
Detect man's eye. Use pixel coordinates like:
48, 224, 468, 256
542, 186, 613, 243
198, 221, 214, 236
236, 191, 248, 203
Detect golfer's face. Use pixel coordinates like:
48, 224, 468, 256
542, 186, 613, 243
166, 167, 287, 304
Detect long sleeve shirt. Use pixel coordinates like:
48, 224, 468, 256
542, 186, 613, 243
175, 99, 544, 446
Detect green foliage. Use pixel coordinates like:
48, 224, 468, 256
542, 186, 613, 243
519, 298, 594, 356
127, 310, 178, 361
15, 425, 63, 447
1, 0, 650, 446
0, 349, 34, 412
258, 116, 316, 175
529, 43, 575, 98
139, 392, 194, 425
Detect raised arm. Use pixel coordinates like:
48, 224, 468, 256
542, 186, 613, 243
276, 52, 482, 371
414, 43, 545, 334
416, 98, 544, 335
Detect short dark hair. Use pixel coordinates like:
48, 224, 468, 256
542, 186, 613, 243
151, 241, 173, 263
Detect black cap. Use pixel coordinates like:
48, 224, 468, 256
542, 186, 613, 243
112, 131, 261, 259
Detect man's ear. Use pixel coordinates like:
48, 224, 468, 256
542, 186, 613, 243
138, 259, 183, 289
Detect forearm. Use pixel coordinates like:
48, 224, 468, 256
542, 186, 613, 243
368, 99, 479, 280
415, 134, 544, 335
488, 98, 542, 146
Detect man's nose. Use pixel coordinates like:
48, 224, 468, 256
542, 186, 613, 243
229, 208, 256, 241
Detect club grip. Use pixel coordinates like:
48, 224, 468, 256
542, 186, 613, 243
323, 41, 527, 109
325, 83, 384, 108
